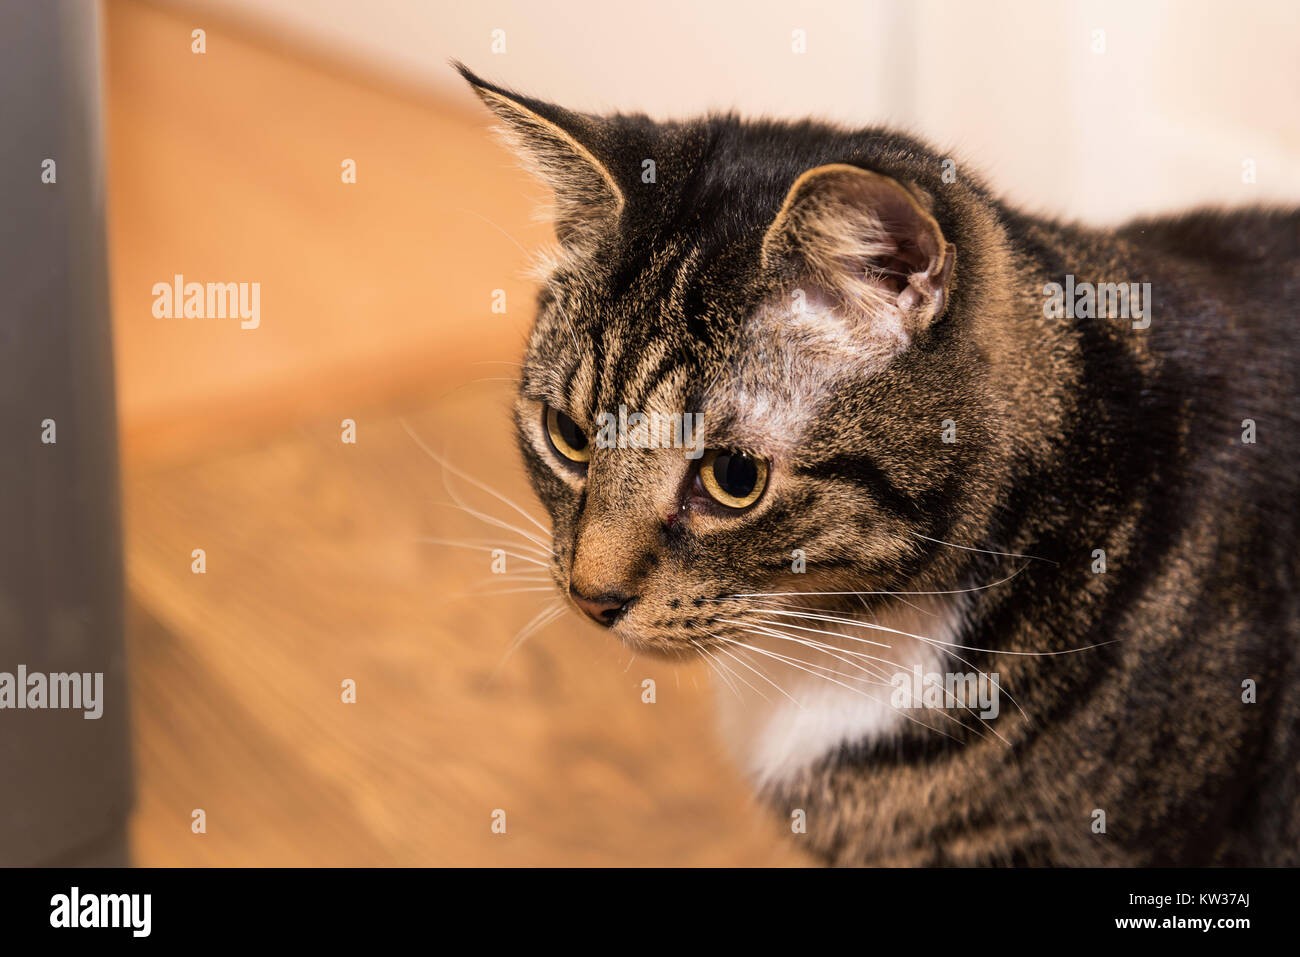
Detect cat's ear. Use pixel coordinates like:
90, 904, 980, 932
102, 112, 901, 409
761, 164, 956, 334
455, 62, 624, 250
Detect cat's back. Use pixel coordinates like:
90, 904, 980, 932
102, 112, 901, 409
1101, 206, 1300, 388
1114, 207, 1299, 550
1117, 206, 1300, 316
1029, 205, 1300, 546
1119, 206, 1299, 261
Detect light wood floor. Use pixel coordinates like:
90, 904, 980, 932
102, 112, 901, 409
124, 392, 808, 865
109, 0, 809, 866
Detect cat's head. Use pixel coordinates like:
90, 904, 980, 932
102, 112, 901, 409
459, 65, 1015, 659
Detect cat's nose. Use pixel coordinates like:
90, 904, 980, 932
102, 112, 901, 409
569, 586, 635, 627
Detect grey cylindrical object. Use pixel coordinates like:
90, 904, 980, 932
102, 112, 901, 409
0, 0, 131, 866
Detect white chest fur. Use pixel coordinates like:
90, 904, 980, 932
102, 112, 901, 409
710, 596, 968, 791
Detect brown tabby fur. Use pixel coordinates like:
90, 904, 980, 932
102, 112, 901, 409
458, 64, 1300, 866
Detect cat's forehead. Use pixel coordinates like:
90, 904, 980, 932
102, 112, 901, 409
521, 244, 875, 459
525, 241, 714, 385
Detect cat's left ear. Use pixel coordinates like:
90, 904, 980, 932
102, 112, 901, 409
761, 164, 956, 334
455, 62, 624, 250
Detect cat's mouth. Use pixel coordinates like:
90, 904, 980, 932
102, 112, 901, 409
567, 596, 707, 661
563, 583, 793, 662
555, 562, 882, 661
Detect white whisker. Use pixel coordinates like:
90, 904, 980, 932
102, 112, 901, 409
439, 481, 551, 552
697, 645, 742, 700
731, 628, 1000, 744
713, 642, 805, 708
401, 419, 552, 539
912, 531, 1058, 565
416, 538, 551, 567
489, 601, 567, 680
730, 628, 892, 688
751, 622, 1008, 745
732, 626, 1003, 741
728, 565, 1028, 599
421, 503, 553, 553
718, 615, 891, 650
472, 574, 553, 585
750, 605, 1112, 659
739, 606, 1029, 721
721, 619, 899, 681
460, 586, 557, 598
703, 645, 771, 702
719, 636, 963, 745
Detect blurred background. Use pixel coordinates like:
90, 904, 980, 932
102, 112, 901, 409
3, 0, 1298, 865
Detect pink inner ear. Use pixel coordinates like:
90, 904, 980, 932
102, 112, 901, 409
867, 227, 926, 293
827, 187, 949, 319
763, 165, 955, 332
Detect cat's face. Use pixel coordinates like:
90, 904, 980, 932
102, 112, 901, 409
461, 66, 997, 658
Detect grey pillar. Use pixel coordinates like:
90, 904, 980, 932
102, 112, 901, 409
0, 0, 132, 866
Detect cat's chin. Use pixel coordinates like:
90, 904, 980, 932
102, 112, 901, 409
606, 631, 703, 664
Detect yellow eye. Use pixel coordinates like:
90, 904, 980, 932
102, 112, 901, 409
699, 449, 768, 509
545, 406, 591, 464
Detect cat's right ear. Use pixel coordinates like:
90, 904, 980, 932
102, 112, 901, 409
455, 62, 624, 250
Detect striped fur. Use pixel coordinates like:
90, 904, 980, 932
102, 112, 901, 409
460, 65, 1300, 866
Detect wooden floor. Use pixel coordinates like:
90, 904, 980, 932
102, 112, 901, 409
108, 1, 808, 866
123, 391, 807, 865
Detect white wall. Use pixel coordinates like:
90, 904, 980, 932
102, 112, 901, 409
172, 0, 1300, 222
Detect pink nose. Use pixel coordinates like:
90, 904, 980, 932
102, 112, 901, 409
569, 587, 634, 627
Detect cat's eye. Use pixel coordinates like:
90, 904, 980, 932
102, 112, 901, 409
698, 449, 768, 509
544, 406, 591, 465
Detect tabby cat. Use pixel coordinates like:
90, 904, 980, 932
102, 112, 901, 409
457, 64, 1299, 866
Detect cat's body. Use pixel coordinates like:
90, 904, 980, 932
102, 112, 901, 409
459, 65, 1300, 865
753, 206, 1300, 866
